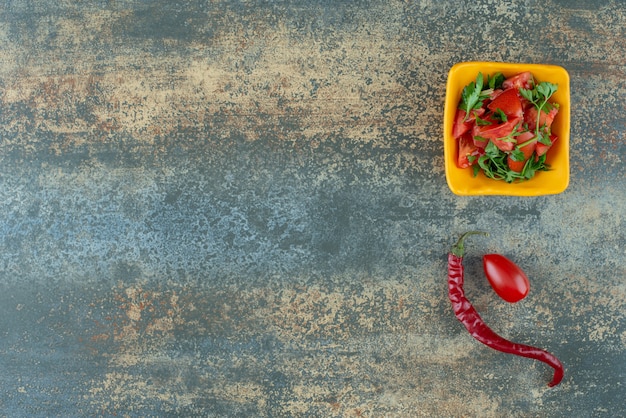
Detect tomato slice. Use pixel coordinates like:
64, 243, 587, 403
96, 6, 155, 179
457, 132, 482, 169
452, 109, 472, 138
525, 106, 559, 129
487, 88, 523, 118
536, 134, 558, 157
452, 108, 486, 138
474, 116, 521, 152
503, 71, 534, 90
507, 134, 537, 172
515, 131, 535, 144
542, 107, 558, 127
483, 254, 530, 303
489, 89, 503, 100
473, 135, 489, 149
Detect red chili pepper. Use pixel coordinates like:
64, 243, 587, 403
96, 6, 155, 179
448, 231, 564, 387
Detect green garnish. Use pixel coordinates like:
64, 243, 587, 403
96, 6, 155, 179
474, 115, 492, 126
493, 108, 508, 122
476, 142, 550, 183
487, 72, 505, 90
459, 73, 491, 122
520, 81, 559, 137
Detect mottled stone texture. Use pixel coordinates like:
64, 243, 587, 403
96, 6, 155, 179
0, 0, 624, 416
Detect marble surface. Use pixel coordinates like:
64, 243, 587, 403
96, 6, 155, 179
0, 0, 624, 416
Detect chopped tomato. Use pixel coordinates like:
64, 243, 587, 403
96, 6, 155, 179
536, 134, 558, 157
525, 106, 559, 129
545, 107, 558, 126
503, 71, 534, 90
490, 137, 516, 153
474, 116, 521, 152
457, 132, 482, 169
487, 88, 523, 118
515, 131, 535, 145
507, 138, 537, 172
452, 109, 471, 138
452, 108, 486, 138
489, 89, 503, 100
473, 135, 489, 149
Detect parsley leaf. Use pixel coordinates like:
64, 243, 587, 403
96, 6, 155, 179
519, 87, 535, 103
459, 73, 490, 121
476, 138, 550, 183
537, 131, 552, 146
474, 115, 492, 126
518, 81, 559, 161
510, 148, 525, 162
537, 82, 558, 101
487, 72, 505, 90
493, 108, 508, 122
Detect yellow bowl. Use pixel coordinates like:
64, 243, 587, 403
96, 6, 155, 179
443, 61, 570, 196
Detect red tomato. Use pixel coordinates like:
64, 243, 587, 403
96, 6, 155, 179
489, 88, 503, 100
487, 88, 523, 118
515, 131, 535, 144
473, 135, 489, 149
483, 254, 530, 303
457, 132, 482, 168
452, 108, 485, 138
536, 134, 558, 157
524, 106, 559, 129
503, 71, 534, 90
475, 116, 521, 152
452, 109, 472, 138
507, 136, 537, 172
542, 106, 559, 127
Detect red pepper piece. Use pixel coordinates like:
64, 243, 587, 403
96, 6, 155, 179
448, 231, 564, 387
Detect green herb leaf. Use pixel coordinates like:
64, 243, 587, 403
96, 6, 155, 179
537, 82, 558, 101
518, 81, 558, 149
510, 148, 525, 162
475, 140, 550, 184
475, 115, 492, 126
459, 73, 489, 121
538, 131, 552, 146
488, 72, 505, 90
484, 141, 500, 157
519, 87, 535, 103
493, 108, 508, 122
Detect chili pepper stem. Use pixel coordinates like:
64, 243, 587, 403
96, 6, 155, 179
450, 231, 488, 258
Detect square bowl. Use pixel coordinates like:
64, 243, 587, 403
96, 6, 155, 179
443, 61, 570, 196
